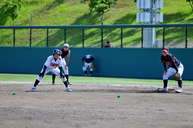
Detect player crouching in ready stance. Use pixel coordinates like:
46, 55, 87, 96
52, 43, 71, 85
31, 49, 72, 92
158, 47, 184, 93
82, 55, 95, 76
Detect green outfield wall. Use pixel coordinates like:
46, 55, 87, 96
0, 47, 193, 80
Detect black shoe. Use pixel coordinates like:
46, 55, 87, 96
52, 83, 55, 85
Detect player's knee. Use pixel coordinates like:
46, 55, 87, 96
90, 68, 94, 71
163, 75, 168, 80
83, 67, 86, 71
37, 76, 43, 81
60, 77, 66, 82
64, 70, 69, 75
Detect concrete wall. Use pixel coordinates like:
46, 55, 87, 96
0, 47, 193, 80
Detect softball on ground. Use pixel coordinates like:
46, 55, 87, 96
12, 92, 16, 95
117, 94, 122, 98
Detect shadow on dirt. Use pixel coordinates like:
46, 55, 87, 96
73, 88, 177, 93
25, 88, 193, 95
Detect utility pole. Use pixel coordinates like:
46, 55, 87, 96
137, 0, 163, 48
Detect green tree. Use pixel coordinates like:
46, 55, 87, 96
81, 0, 117, 25
0, 0, 23, 25
186, 0, 193, 11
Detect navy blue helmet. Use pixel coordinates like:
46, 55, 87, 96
53, 49, 61, 55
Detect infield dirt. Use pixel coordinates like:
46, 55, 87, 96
0, 82, 193, 128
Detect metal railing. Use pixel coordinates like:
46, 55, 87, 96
0, 24, 193, 48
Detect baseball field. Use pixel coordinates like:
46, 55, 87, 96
1, 73, 193, 128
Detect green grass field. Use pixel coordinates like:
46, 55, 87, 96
0, 0, 193, 47
0, 73, 193, 86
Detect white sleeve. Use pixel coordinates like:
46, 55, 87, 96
44, 56, 52, 67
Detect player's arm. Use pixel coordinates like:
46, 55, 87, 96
92, 60, 95, 65
91, 56, 95, 65
58, 58, 64, 77
39, 65, 47, 77
82, 56, 85, 66
59, 66, 64, 78
169, 55, 178, 72
66, 51, 71, 66
81, 60, 85, 66
163, 63, 167, 72
161, 56, 167, 72
39, 56, 51, 77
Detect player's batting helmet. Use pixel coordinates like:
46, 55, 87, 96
53, 49, 60, 55
63, 43, 69, 48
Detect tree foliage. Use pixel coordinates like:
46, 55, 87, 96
81, 0, 117, 25
0, 0, 23, 25
186, 0, 193, 11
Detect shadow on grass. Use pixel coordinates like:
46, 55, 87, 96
156, 27, 189, 47
21, 0, 67, 26
114, 13, 136, 24
33, 13, 99, 46
32, 11, 193, 47
164, 11, 193, 23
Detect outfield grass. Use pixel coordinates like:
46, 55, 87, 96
0, 0, 193, 47
0, 73, 192, 86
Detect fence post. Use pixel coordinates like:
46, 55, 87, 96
64, 28, 66, 43
121, 27, 123, 48
163, 27, 165, 47
141, 27, 143, 48
29, 28, 32, 47
185, 26, 188, 48
46, 28, 49, 47
13, 28, 15, 47
101, 27, 103, 48
82, 27, 85, 48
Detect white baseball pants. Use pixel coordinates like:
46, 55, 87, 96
83, 62, 94, 71
163, 63, 184, 80
61, 58, 69, 75
37, 67, 67, 82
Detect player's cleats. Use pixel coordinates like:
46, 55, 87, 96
176, 87, 183, 93
31, 86, 36, 92
84, 74, 87, 76
157, 88, 168, 92
52, 82, 55, 85
66, 87, 72, 92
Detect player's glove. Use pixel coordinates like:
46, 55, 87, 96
174, 72, 181, 81
89, 64, 94, 68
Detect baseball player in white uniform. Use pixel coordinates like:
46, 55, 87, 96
82, 55, 95, 76
31, 49, 72, 92
52, 43, 71, 85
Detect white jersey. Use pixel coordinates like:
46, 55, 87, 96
44, 55, 63, 69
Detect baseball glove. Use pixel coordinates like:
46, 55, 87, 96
174, 72, 181, 81
89, 64, 94, 68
